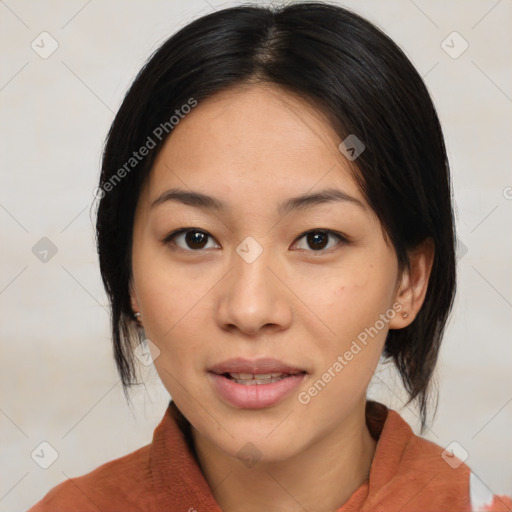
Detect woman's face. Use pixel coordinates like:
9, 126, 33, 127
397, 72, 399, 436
130, 83, 406, 463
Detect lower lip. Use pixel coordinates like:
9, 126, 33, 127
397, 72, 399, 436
208, 372, 306, 409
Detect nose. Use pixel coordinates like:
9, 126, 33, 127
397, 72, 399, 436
216, 242, 293, 337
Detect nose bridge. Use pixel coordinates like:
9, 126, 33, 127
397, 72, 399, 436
231, 234, 275, 300
217, 234, 291, 334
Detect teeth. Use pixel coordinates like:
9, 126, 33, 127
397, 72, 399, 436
228, 372, 285, 380
255, 373, 283, 379
234, 376, 285, 385
224, 372, 293, 385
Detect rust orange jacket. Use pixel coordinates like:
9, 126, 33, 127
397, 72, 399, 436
28, 400, 512, 512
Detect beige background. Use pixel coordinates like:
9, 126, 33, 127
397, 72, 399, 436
1, 0, 511, 510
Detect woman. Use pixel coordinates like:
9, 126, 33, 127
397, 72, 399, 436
28, 2, 512, 511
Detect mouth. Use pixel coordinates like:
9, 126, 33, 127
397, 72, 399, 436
207, 358, 308, 409
208, 357, 307, 377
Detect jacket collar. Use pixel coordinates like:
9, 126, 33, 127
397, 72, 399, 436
148, 399, 468, 511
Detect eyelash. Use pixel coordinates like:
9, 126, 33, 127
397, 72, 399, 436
162, 228, 350, 255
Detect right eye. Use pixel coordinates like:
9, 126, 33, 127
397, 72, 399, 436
163, 228, 219, 251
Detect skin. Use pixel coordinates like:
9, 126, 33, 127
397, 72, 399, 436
130, 83, 434, 512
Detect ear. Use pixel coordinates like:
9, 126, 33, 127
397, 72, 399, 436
388, 239, 435, 329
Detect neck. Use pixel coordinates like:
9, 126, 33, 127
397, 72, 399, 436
190, 400, 377, 512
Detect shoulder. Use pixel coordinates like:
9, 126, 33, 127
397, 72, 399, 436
27, 443, 153, 512
404, 427, 511, 510
377, 408, 469, 477
381, 410, 512, 511
368, 407, 470, 510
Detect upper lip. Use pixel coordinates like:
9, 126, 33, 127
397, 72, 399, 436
209, 357, 306, 375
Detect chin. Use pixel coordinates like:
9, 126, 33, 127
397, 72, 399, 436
228, 436, 301, 467
215, 417, 305, 462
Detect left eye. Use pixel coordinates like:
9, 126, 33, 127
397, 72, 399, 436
292, 230, 346, 252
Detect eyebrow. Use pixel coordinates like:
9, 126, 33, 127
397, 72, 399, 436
150, 187, 365, 215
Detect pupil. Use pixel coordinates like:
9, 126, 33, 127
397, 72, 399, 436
186, 231, 207, 249
308, 232, 328, 250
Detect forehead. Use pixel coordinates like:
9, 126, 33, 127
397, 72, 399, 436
144, 84, 364, 210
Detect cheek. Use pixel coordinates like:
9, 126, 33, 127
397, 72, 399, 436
319, 254, 395, 319
308, 250, 397, 365
131, 247, 201, 363
298, 277, 393, 419
133, 238, 201, 326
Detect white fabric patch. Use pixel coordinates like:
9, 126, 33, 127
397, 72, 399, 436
470, 471, 495, 511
